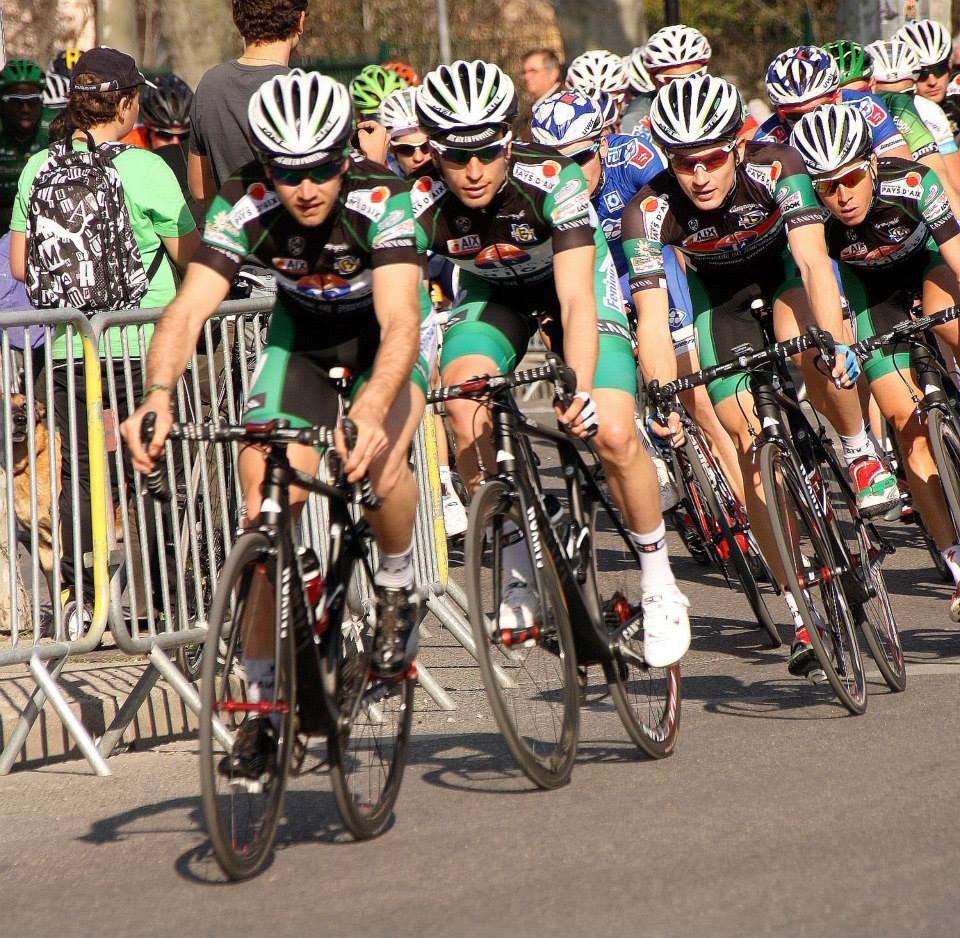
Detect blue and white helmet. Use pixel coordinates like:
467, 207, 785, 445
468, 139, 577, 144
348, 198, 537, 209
765, 46, 840, 107
531, 89, 604, 146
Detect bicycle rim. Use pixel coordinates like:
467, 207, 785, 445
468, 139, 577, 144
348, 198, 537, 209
466, 479, 580, 789
326, 574, 415, 839
198, 532, 295, 880
761, 445, 867, 714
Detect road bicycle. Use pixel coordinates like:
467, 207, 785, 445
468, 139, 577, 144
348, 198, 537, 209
429, 355, 681, 789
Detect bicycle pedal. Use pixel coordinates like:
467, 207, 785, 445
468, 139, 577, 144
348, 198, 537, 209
227, 775, 265, 795
805, 667, 828, 686
500, 625, 541, 647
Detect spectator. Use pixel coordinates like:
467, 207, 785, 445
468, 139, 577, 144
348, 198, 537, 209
0, 59, 48, 235
518, 48, 563, 135
8, 47, 198, 624
188, 0, 306, 206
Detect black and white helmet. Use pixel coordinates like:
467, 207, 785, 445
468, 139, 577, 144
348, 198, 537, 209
649, 74, 743, 149
626, 49, 655, 94
642, 25, 712, 73
566, 50, 629, 96
896, 18, 952, 67
43, 72, 70, 109
417, 60, 517, 143
378, 87, 420, 137
248, 70, 353, 168
789, 103, 872, 175
866, 39, 921, 83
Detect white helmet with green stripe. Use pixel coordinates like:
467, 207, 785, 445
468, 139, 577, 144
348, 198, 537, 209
416, 60, 518, 141
789, 103, 872, 175
866, 39, 920, 83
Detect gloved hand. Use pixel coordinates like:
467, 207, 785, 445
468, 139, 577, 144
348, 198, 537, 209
831, 343, 861, 389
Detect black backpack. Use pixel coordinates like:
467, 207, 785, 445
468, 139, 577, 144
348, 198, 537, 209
25, 132, 163, 311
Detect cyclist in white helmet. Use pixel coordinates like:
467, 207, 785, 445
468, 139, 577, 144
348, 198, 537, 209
124, 72, 432, 759
642, 25, 711, 85
566, 50, 630, 102
897, 19, 952, 105
620, 47, 656, 134
379, 86, 431, 177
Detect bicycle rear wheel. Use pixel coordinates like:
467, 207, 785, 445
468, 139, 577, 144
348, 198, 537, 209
928, 407, 960, 541
325, 561, 415, 839
198, 532, 295, 880
466, 478, 580, 789
760, 444, 867, 714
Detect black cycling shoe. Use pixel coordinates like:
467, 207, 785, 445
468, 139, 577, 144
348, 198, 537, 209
787, 630, 827, 683
218, 716, 277, 782
372, 586, 420, 678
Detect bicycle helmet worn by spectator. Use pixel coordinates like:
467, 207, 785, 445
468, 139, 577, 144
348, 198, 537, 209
789, 103, 873, 175
626, 49, 655, 94
566, 50, 629, 97
248, 70, 353, 167
383, 60, 419, 87
649, 74, 743, 149
823, 40, 873, 86
642, 25, 712, 73
140, 74, 193, 129
47, 48, 83, 78
43, 72, 70, 109
378, 87, 420, 137
866, 39, 920, 83
350, 64, 408, 116
0, 59, 43, 89
531, 89, 604, 147
896, 18, 952, 66
417, 60, 518, 143
765, 46, 840, 107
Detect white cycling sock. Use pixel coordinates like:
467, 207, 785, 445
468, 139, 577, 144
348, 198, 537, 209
374, 546, 415, 590
784, 591, 805, 634
244, 657, 275, 704
941, 544, 960, 585
502, 520, 534, 584
839, 425, 875, 466
629, 522, 676, 591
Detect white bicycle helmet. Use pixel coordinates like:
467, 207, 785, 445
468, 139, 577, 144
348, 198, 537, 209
642, 25, 712, 73
765, 46, 840, 107
531, 89, 604, 147
417, 59, 517, 143
789, 103, 872, 175
248, 70, 353, 167
43, 72, 70, 109
866, 39, 920, 83
649, 74, 743, 149
626, 49, 655, 94
378, 87, 420, 137
565, 50, 629, 97
896, 18, 952, 66
596, 91, 620, 129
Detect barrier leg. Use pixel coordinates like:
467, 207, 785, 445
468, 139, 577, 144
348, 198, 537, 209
442, 577, 471, 617
29, 654, 111, 777
97, 665, 161, 757
148, 646, 234, 751
0, 655, 66, 775
414, 658, 457, 711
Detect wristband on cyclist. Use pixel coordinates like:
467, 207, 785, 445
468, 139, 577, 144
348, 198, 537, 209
141, 383, 175, 405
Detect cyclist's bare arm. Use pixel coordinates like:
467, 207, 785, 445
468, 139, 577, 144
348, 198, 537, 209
120, 262, 232, 471
633, 283, 678, 388
554, 242, 599, 391
8, 230, 24, 281
340, 261, 422, 481
160, 229, 201, 274
187, 151, 217, 207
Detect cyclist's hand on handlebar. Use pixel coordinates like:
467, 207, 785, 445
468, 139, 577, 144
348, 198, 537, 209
648, 410, 684, 448
336, 404, 388, 484
120, 392, 173, 473
831, 343, 861, 389
556, 390, 599, 439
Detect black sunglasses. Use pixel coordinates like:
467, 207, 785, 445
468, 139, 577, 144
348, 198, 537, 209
392, 141, 430, 157
151, 128, 189, 142
918, 60, 951, 81
271, 161, 343, 185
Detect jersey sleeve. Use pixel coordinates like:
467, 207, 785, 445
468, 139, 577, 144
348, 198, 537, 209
542, 162, 596, 253
854, 93, 908, 156
915, 96, 958, 156
918, 166, 960, 244
192, 174, 261, 278
365, 187, 420, 268
774, 147, 826, 231
751, 114, 789, 145
889, 93, 938, 160
621, 189, 676, 293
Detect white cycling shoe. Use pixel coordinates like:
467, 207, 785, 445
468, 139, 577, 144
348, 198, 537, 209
641, 584, 691, 668
499, 579, 539, 631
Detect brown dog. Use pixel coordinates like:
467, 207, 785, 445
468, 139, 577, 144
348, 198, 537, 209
9, 394, 62, 590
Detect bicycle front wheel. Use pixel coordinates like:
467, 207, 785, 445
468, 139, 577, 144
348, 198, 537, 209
198, 531, 296, 880
466, 478, 580, 789
760, 444, 867, 714
928, 406, 960, 541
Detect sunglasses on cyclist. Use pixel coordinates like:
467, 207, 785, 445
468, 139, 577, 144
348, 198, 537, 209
430, 133, 512, 166
151, 128, 189, 142
270, 161, 344, 185
812, 160, 872, 198
562, 141, 601, 166
0, 92, 42, 104
918, 60, 951, 81
666, 141, 736, 175
654, 64, 708, 84
391, 140, 430, 157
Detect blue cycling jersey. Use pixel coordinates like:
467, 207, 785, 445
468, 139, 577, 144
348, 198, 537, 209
753, 88, 906, 156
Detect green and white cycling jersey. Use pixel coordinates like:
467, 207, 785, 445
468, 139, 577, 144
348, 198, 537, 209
914, 94, 959, 156
875, 90, 939, 160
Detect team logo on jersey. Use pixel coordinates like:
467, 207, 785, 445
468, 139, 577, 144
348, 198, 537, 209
372, 217, 415, 249
454, 215, 472, 233
839, 241, 868, 261
446, 234, 482, 256
296, 273, 352, 300
681, 226, 719, 246
778, 190, 804, 214
854, 98, 886, 128
474, 243, 531, 269
640, 196, 669, 241
512, 159, 562, 193
228, 183, 281, 227
334, 255, 361, 276
287, 235, 305, 256
511, 223, 536, 243
730, 202, 766, 229
763, 124, 788, 143
887, 225, 911, 242
411, 174, 446, 216
630, 141, 656, 169
687, 218, 699, 232
745, 161, 782, 193
551, 191, 590, 225
879, 172, 923, 200
601, 217, 622, 240
603, 190, 624, 212
272, 257, 308, 275
629, 246, 660, 276
378, 208, 406, 231
345, 186, 391, 222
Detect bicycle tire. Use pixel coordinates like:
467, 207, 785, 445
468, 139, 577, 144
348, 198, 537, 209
914, 511, 953, 582
465, 478, 580, 789
325, 558, 415, 839
928, 407, 960, 542
760, 444, 867, 715
198, 531, 296, 880
683, 436, 781, 648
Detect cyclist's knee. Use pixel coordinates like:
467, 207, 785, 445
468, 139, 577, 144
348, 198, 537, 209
593, 415, 640, 469
367, 446, 413, 500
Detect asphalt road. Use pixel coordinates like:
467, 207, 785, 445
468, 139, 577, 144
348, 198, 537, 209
2, 487, 959, 938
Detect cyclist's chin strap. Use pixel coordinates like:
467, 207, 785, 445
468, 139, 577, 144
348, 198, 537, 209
718, 145, 742, 212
